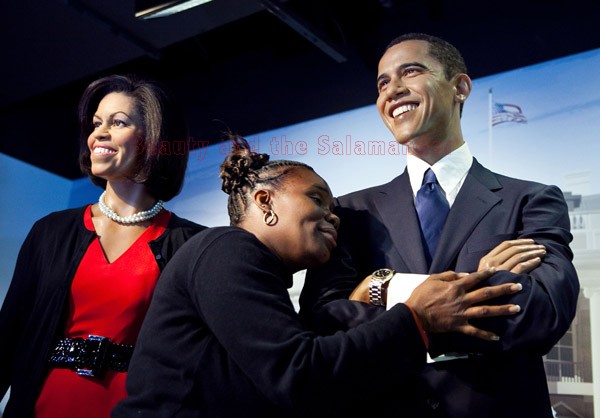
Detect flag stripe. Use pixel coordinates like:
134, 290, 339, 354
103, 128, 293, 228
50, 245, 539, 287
492, 102, 527, 126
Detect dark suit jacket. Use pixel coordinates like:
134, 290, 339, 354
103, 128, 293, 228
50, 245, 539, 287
300, 158, 580, 418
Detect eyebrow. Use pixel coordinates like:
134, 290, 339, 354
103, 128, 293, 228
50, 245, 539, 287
92, 111, 132, 120
376, 62, 429, 84
313, 184, 331, 194
313, 183, 335, 205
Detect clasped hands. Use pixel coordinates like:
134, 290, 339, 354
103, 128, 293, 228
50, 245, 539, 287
349, 239, 546, 341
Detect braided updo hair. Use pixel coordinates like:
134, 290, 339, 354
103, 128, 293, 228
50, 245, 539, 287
220, 135, 314, 225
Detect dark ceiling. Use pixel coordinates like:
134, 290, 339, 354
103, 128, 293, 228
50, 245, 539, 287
2, 0, 600, 180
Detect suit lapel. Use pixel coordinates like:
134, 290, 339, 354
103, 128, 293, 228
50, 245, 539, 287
374, 170, 429, 273
430, 159, 503, 272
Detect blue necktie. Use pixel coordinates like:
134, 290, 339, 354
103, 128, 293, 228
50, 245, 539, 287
415, 169, 450, 265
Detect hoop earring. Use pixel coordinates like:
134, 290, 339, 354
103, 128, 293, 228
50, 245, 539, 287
263, 210, 278, 226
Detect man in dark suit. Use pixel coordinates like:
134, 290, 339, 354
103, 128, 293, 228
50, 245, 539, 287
299, 33, 579, 418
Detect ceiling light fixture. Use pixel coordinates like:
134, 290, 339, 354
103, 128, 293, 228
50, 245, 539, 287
135, 0, 213, 20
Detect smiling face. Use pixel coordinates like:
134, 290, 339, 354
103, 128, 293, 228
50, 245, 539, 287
87, 92, 145, 182
259, 167, 340, 271
376, 40, 470, 163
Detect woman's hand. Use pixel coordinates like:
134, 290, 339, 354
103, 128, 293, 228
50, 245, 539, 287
405, 269, 522, 341
478, 238, 546, 274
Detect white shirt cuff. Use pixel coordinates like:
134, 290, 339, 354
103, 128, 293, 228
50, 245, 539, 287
385, 273, 429, 310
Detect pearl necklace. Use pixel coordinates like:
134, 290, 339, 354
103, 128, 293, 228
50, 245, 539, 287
98, 191, 164, 224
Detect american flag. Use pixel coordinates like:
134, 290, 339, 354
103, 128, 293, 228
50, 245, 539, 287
492, 102, 527, 126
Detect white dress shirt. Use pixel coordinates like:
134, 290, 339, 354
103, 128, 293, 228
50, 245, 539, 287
387, 143, 473, 361
387, 148, 472, 292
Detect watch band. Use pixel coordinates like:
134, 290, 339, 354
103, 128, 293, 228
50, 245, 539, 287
368, 268, 395, 306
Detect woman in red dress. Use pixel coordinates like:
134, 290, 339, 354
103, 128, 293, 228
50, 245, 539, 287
0, 74, 206, 418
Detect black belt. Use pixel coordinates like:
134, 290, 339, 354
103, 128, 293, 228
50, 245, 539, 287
48, 335, 134, 378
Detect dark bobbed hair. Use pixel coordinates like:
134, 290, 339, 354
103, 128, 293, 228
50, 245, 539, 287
386, 33, 468, 116
220, 135, 314, 225
78, 74, 189, 201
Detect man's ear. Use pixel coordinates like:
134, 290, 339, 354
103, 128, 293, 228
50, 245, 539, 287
454, 73, 472, 103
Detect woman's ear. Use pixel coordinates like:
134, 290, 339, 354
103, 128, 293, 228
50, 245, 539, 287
454, 73, 472, 102
253, 189, 272, 211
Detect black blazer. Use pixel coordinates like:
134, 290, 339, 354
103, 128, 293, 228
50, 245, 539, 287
113, 227, 428, 418
300, 159, 580, 418
0, 206, 206, 418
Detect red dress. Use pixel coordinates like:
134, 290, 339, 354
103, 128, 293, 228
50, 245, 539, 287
35, 205, 171, 418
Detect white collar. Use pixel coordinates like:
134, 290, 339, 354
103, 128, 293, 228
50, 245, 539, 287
407, 143, 473, 204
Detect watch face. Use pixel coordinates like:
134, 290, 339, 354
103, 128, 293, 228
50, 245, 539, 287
373, 268, 394, 279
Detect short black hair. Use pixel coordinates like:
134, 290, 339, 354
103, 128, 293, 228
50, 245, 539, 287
386, 33, 467, 80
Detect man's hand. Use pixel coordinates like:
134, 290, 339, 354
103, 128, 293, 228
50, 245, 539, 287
348, 275, 373, 303
478, 238, 545, 274
349, 238, 545, 305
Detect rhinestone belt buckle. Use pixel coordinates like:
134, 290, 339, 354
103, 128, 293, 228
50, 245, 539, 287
76, 335, 110, 378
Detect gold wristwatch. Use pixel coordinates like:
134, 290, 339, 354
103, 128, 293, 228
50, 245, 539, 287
368, 268, 395, 306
